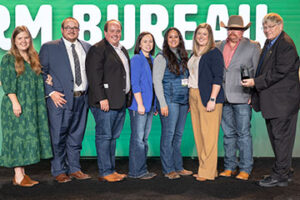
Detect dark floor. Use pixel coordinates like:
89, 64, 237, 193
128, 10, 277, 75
0, 158, 300, 200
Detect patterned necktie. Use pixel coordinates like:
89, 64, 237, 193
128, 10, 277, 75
71, 43, 82, 86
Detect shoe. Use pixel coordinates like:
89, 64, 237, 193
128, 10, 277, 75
24, 175, 39, 185
139, 172, 157, 180
164, 171, 180, 179
193, 174, 198, 178
196, 176, 207, 182
13, 177, 34, 187
236, 171, 249, 180
219, 170, 238, 177
98, 173, 122, 182
55, 174, 71, 183
69, 171, 91, 180
258, 176, 288, 187
177, 169, 193, 176
114, 172, 127, 179
263, 172, 293, 183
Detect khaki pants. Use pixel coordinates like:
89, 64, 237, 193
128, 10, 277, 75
189, 88, 222, 180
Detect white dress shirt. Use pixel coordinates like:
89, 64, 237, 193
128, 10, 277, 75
63, 37, 88, 92
111, 43, 130, 94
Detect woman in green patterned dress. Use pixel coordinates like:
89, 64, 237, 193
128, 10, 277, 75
0, 26, 53, 187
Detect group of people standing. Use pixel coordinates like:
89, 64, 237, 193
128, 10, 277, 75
0, 12, 299, 189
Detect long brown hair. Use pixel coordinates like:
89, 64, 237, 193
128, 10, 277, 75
162, 27, 188, 75
10, 26, 42, 76
192, 23, 215, 56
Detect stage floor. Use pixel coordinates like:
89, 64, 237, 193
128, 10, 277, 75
1, 158, 300, 200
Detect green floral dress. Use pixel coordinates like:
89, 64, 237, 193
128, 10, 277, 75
0, 53, 53, 167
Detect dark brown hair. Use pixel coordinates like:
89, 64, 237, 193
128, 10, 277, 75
104, 20, 122, 32
162, 27, 188, 75
134, 32, 156, 55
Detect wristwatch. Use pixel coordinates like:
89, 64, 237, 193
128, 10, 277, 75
210, 98, 215, 102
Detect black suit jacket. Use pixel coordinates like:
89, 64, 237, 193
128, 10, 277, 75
252, 31, 300, 119
86, 38, 131, 109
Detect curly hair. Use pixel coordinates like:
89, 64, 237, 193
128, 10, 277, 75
162, 27, 188, 75
10, 25, 42, 76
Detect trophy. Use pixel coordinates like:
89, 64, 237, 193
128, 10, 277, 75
240, 65, 250, 80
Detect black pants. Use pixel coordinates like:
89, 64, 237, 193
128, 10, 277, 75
265, 112, 298, 181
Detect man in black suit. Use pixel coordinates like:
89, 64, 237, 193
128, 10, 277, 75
242, 13, 300, 187
86, 20, 131, 182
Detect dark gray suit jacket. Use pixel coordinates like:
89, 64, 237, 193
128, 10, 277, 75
252, 31, 300, 119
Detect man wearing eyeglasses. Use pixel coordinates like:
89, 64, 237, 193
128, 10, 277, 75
39, 17, 91, 183
242, 13, 300, 187
216, 15, 261, 181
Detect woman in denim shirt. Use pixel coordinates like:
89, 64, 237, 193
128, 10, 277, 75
153, 27, 192, 179
128, 32, 157, 180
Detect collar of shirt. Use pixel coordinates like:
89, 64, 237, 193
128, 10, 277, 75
268, 32, 281, 48
110, 42, 123, 52
62, 37, 79, 48
225, 37, 242, 50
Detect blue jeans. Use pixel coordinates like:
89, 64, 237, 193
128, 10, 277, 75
90, 106, 126, 176
128, 109, 154, 178
159, 102, 189, 174
221, 103, 253, 174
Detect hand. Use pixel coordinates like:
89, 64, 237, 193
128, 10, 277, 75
206, 101, 216, 112
248, 98, 251, 105
241, 78, 255, 88
100, 99, 109, 112
137, 104, 145, 115
160, 106, 169, 117
45, 74, 53, 86
12, 102, 22, 117
50, 91, 67, 108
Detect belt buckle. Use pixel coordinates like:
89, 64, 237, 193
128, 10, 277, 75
74, 91, 84, 97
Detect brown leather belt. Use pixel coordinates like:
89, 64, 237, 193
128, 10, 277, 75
74, 91, 85, 97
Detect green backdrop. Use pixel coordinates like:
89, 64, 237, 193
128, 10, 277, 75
0, 0, 299, 157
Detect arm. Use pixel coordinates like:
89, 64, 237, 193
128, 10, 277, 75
0, 54, 21, 117
39, 44, 66, 107
153, 55, 168, 116
85, 45, 108, 111
131, 56, 145, 114
206, 49, 224, 111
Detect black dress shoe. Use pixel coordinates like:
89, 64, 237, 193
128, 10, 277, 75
262, 170, 293, 183
258, 176, 288, 187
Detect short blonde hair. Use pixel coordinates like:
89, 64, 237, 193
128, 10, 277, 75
262, 13, 283, 25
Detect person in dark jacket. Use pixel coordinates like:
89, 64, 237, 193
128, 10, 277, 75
242, 13, 300, 187
188, 23, 224, 181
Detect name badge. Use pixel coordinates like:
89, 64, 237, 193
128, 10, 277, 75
104, 84, 109, 88
181, 79, 188, 86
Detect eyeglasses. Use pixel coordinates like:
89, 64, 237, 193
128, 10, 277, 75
262, 24, 278, 31
63, 26, 79, 31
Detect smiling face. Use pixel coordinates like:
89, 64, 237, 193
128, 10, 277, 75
263, 20, 283, 40
104, 21, 122, 47
61, 19, 79, 42
167, 30, 180, 49
14, 31, 31, 53
139, 34, 154, 56
195, 28, 209, 47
